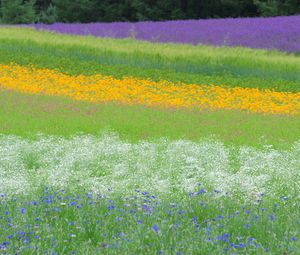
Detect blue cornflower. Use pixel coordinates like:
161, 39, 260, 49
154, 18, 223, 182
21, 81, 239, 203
142, 204, 151, 213
178, 210, 184, 215
31, 200, 37, 205
152, 225, 159, 233
107, 205, 114, 210
269, 214, 275, 221
196, 189, 206, 195
233, 211, 240, 216
35, 217, 40, 221
216, 234, 229, 242
7, 235, 13, 239
291, 236, 297, 241
19, 208, 26, 214
244, 224, 251, 229
23, 236, 29, 244
142, 191, 148, 195
137, 220, 142, 224
192, 216, 197, 224
2, 242, 9, 246
239, 243, 245, 248
222, 248, 230, 253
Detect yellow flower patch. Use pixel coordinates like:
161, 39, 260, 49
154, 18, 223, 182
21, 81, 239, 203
0, 63, 299, 115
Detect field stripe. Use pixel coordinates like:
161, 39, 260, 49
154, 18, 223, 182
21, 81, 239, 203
0, 63, 299, 115
0, 133, 299, 200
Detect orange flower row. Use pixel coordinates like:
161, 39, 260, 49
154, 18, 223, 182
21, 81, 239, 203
0, 63, 299, 115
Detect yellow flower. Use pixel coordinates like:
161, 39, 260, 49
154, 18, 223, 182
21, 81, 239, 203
0, 63, 299, 115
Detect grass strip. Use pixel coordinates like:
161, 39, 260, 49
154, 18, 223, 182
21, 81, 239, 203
1, 89, 299, 149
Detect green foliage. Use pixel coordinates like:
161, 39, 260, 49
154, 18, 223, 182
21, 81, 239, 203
0, 0, 299, 24
37, 3, 57, 24
0, 0, 37, 24
254, 0, 300, 16
52, 0, 95, 22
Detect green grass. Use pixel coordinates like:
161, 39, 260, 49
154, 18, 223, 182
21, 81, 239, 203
1, 89, 299, 149
0, 27, 299, 91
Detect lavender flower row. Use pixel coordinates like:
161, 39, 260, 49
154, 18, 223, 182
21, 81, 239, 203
28, 15, 300, 53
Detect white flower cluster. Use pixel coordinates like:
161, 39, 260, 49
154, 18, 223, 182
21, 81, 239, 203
0, 133, 299, 200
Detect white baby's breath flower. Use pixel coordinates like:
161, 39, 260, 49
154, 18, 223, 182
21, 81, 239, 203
0, 133, 298, 201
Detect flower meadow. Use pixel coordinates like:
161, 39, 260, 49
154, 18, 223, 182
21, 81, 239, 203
0, 18, 300, 254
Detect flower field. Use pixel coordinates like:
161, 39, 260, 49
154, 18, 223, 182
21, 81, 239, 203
29, 15, 300, 53
0, 16, 300, 254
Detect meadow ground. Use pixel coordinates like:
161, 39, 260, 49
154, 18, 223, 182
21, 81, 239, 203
0, 23, 299, 254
